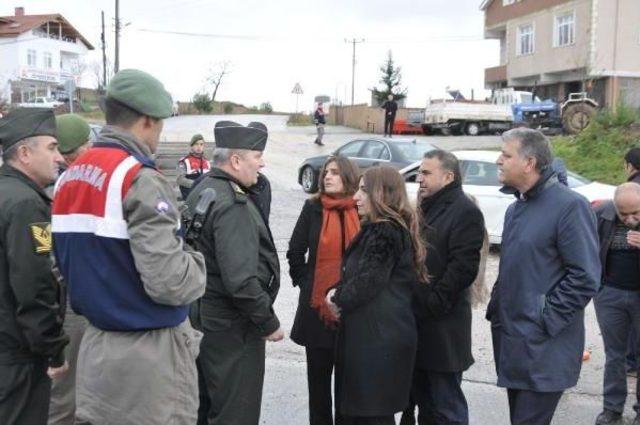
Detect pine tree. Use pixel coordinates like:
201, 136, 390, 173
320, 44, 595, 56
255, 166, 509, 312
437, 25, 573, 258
371, 51, 407, 106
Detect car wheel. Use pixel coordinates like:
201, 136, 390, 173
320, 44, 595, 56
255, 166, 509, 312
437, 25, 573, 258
301, 166, 318, 193
466, 122, 481, 136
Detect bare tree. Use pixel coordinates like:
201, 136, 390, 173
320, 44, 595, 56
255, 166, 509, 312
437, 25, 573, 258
206, 61, 231, 104
88, 59, 114, 92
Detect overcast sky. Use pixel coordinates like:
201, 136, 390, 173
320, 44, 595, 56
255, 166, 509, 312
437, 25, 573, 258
2, 0, 500, 112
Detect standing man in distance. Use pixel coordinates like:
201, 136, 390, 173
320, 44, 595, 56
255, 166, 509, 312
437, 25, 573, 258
0, 108, 69, 425
187, 120, 283, 425
486, 128, 600, 425
314, 102, 326, 146
382, 94, 398, 138
52, 69, 206, 425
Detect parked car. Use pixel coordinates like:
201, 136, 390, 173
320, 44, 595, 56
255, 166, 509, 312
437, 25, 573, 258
297, 138, 437, 193
17, 97, 63, 108
401, 150, 615, 245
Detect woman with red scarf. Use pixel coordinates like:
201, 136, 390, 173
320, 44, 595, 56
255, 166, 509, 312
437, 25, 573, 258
287, 155, 361, 425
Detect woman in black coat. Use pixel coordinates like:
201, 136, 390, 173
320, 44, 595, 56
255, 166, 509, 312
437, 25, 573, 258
287, 155, 361, 425
326, 166, 428, 425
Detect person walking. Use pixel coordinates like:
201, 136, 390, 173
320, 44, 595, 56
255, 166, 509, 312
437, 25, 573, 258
48, 113, 92, 425
486, 128, 600, 425
0, 108, 69, 425
314, 103, 326, 146
177, 133, 211, 200
402, 150, 485, 425
52, 69, 206, 425
287, 155, 361, 425
381, 94, 398, 138
326, 165, 427, 425
187, 120, 283, 425
593, 183, 640, 425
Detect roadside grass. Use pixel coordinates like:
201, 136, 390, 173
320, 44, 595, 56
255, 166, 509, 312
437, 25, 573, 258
287, 113, 314, 126
552, 105, 640, 185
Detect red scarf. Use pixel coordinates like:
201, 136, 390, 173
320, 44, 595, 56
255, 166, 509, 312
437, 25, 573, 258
311, 195, 361, 327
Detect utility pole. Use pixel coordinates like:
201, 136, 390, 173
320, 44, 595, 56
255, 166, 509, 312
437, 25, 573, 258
101, 11, 107, 90
345, 38, 364, 105
114, 0, 120, 73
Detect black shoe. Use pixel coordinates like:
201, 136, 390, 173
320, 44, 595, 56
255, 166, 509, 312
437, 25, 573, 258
595, 409, 623, 425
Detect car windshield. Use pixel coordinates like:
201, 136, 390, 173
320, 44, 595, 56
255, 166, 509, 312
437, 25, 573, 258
395, 142, 434, 162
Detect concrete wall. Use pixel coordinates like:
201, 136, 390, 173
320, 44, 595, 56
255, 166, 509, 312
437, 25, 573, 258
592, 0, 640, 76
507, 0, 592, 80
328, 104, 423, 134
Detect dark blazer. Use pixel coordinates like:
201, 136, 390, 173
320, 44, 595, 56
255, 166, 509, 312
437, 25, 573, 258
333, 221, 418, 417
414, 182, 485, 373
594, 200, 640, 282
286, 198, 336, 348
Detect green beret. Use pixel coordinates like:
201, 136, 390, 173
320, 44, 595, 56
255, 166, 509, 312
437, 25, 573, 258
214, 121, 268, 151
0, 108, 56, 151
107, 69, 173, 119
55, 114, 90, 154
190, 134, 204, 146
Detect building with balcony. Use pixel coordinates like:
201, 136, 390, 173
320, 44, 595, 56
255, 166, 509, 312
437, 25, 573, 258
0, 7, 94, 104
481, 0, 640, 108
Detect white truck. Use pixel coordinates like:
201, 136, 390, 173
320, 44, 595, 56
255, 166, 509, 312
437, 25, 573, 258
421, 89, 536, 136
17, 97, 63, 108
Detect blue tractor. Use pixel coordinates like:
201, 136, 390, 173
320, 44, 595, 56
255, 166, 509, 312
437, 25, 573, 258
512, 92, 598, 135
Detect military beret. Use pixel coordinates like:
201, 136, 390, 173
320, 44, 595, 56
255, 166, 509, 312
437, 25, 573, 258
0, 108, 56, 151
55, 114, 90, 154
106, 69, 173, 119
214, 121, 268, 151
190, 133, 204, 146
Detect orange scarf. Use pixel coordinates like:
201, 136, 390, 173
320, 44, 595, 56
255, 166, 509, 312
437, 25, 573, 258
311, 195, 361, 327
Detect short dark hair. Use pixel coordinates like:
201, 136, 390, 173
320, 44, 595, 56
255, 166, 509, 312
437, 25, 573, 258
502, 128, 552, 172
625, 147, 640, 171
1, 137, 38, 163
104, 97, 145, 128
423, 149, 462, 184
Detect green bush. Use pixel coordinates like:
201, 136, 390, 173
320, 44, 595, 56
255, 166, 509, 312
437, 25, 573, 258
259, 102, 273, 114
552, 104, 640, 185
223, 102, 233, 114
192, 93, 213, 113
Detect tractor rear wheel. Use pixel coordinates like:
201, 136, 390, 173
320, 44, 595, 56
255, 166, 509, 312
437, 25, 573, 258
562, 103, 596, 134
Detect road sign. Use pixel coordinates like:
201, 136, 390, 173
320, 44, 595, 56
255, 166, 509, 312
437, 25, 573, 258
291, 83, 303, 95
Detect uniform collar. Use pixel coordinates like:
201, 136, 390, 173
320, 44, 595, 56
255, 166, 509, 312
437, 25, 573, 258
209, 167, 253, 194
100, 125, 153, 159
0, 163, 50, 202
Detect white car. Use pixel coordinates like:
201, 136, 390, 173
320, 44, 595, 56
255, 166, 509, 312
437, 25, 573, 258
401, 150, 615, 245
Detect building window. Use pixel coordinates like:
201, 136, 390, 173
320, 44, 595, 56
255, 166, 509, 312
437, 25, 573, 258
517, 24, 534, 56
27, 49, 37, 67
555, 12, 575, 47
44, 52, 53, 69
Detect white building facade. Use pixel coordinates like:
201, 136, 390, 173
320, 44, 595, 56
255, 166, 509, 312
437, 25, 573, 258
0, 7, 93, 104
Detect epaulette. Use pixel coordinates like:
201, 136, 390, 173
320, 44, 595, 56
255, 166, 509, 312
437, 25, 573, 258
229, 181, 248, 203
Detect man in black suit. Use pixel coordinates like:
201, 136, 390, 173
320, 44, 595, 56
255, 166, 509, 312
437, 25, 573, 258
401, 149, 485, 425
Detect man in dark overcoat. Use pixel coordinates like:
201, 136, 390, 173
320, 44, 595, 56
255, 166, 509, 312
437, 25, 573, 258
486, 128, 600, 425
402, 149, 485, 425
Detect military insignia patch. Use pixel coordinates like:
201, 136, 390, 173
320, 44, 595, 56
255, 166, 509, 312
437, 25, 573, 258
30, 222, 52, 254
230, 182, 245, 195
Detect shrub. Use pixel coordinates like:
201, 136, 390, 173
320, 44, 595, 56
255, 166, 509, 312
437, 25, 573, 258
192, 93, 212, 113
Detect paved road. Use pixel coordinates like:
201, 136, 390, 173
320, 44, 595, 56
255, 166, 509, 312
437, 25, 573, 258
161, 115, 638, 424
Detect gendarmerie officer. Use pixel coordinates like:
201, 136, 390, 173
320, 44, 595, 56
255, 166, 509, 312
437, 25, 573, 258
0, 108, 69, 425
187, 120, 283, 425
